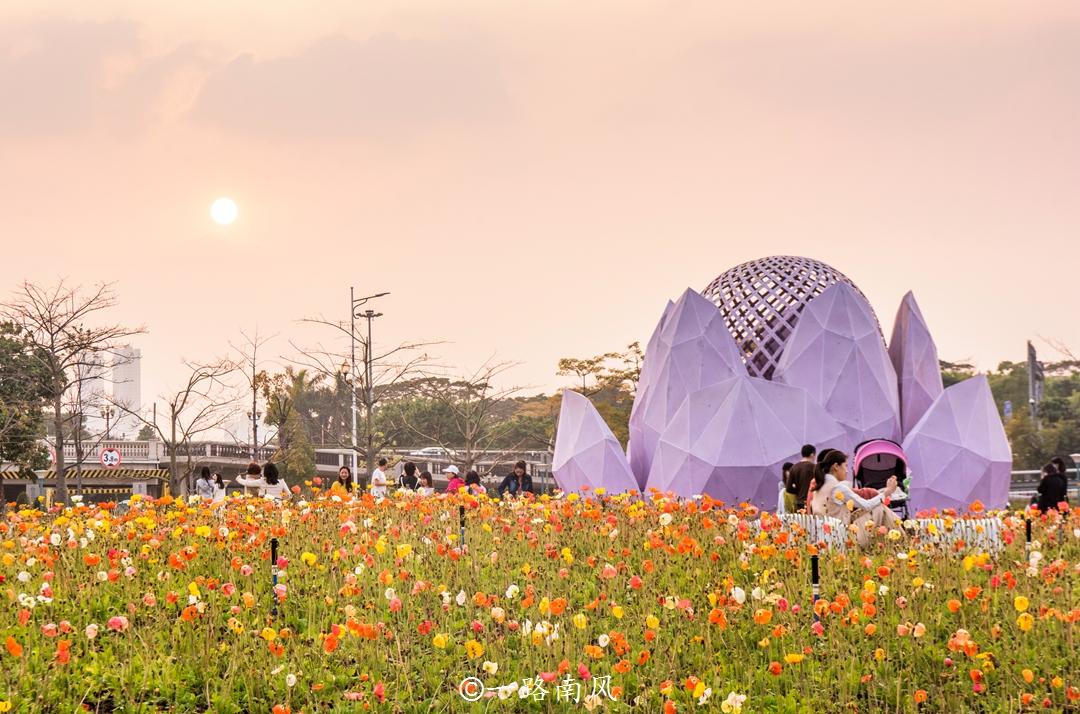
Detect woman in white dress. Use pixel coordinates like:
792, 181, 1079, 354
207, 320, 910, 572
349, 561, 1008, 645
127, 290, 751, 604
212, 473, 228, 503
416, 471, 435, 497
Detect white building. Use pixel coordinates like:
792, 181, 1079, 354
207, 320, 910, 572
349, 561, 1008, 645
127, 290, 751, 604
111, 346, 142, 439
78, 354, 109, 436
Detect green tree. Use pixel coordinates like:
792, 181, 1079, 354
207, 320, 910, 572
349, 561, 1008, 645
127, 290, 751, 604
277, 409, 315, 481
939, 359, 975, 389
556, 344, 643, 448
986, 361, 1030, 419
0, 322, 49, 474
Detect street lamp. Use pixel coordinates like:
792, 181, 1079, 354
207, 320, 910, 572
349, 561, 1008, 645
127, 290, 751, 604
349, 289, 388, 484
100, 406, 115, 440
247, 410, 262, 461
339, 359, 351, 467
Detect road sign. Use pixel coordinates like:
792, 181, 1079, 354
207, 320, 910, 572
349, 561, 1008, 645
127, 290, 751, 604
100, 448, 122, 468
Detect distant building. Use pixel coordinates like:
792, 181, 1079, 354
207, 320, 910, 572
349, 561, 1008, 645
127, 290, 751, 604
111, 346, 142, 439
79, 353, 109, 436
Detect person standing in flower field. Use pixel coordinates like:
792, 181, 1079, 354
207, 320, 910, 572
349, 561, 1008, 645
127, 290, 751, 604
399, 462, 419, 490
785, 444, 817, 512
1036, 460, 1068, 513
464, 470, 486, 496
416, 470, 435, 496
370, 458, 389, 498
212, 472, 227, 503
236, 463, 263, 497
496, 461, 534, 498
443, 465, 465, 493
334, 466, 354, 494
195, 467, 214, 500
236, 462, 290, 501
778, 462, 794, 514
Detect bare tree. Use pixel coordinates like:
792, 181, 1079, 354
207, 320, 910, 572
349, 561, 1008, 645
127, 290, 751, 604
64, 354, 108, 496
112, 360, 236, 494
292, 313, 438, 486
393, 359, 527, 473
227, 329, 279, 459
1, 282, 144, 504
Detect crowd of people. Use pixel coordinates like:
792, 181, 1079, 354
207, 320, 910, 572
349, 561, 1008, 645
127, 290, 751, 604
193, 457, 539, 503
777, 444, 1073, 546
778, 444, 903, 546
1035, 456, 1071, 513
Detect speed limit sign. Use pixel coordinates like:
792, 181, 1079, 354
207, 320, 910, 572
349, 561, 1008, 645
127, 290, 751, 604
100, 448, 122, 468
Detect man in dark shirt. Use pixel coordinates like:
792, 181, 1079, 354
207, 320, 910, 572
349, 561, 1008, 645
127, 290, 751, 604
785, 444, 817, 511
497, 460, 535, 498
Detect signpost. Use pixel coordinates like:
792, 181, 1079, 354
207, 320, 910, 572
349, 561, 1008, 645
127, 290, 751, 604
100, 448, 122, 468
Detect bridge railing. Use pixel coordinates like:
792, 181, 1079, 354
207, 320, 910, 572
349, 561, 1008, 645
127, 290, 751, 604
62, 440, 163, 462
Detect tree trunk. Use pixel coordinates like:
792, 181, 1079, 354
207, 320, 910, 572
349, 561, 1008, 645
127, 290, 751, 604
169, 416, 179, 496
53, 396, 67, 506
73, 437, 84, 498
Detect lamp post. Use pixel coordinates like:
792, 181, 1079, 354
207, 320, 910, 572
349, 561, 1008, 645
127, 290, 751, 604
348, 289, 388, 485
100, 406, 115, 440
247, 410, 261, 462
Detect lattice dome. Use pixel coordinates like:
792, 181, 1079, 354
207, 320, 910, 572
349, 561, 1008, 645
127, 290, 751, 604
701, 255, 879, 380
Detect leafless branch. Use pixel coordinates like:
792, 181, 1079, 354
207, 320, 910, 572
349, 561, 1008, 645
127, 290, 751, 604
1, 280, 144, 502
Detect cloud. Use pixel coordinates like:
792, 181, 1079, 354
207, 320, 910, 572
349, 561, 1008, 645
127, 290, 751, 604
0, 20, 212, 136
0, 20, 138, 133
191, 33, 510, 138
681, 22, 1080, 127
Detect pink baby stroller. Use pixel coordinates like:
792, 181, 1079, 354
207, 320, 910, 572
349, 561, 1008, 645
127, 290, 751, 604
853, 439, 910, 519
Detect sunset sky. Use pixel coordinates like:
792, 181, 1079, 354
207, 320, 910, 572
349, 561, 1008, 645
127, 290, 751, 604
2, 1, 1078, 405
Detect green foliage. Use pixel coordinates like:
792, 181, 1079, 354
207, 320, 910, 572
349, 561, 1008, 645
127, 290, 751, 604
939, 359, 975, 389
0, 321, 49, 473
987, 359, 1080, 469
556, 343, 643, 448
278, 409, 316, 481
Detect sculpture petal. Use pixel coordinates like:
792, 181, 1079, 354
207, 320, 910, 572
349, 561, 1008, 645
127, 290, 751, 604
553, 390, 639, 495
628, 289, 744, 486
774, 282, 901, 453
646, 376, 847, 509
889, 291, 944, 437
903, 376, 1012, 512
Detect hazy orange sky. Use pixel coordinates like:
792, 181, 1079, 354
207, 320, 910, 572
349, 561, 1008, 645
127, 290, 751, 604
2, 1, 1078, 404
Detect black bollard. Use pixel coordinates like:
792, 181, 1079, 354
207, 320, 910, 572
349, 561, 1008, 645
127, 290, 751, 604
1025, 518, 1032, 552
811, 554, 820, 623
270, 538, 279, 618
459, 505, 466, 551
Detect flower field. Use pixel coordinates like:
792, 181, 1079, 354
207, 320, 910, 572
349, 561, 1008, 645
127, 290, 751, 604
0, 490, 1077, 713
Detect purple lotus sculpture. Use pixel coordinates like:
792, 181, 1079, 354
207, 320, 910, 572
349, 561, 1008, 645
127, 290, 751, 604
773, 282, 901, 453
554, 255, 1011, 511
888, 291, 944, 438
645, 376, 847, 507
628, 289, 746, 487
553, 390, 639, 495
903, 375, 1012, 512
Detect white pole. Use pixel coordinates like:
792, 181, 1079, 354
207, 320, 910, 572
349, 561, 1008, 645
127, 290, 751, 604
350, 287, 359, 471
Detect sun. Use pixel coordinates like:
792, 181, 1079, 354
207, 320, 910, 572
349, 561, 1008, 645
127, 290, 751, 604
211, 197, 238, 226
